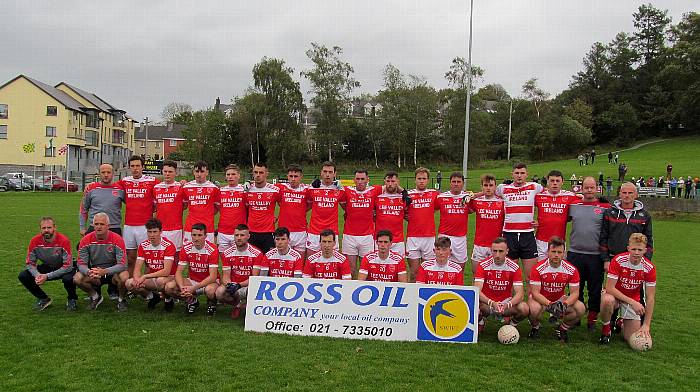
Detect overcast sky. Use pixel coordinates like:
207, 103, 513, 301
2, 0, 696, 121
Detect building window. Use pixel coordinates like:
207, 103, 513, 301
0, 104, 7, 119
46, 126, 57, 137
0, 125, 7, 139
44, 147, 56, 157
169, 139, 177, 147
47, 106, 57, 116
155, 141, 161, 148
140, 141, 146, 148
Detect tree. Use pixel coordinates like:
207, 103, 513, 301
160, 102, 193, 124
179, 109, 229, 169
522, 78, 550, 119
598, 103, 641, 143
444, 57, 484, 91
563, 98, 593, 129
230, 91, 267, 167
301, 42, 360, 162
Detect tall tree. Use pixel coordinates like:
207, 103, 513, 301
160, 102, 193, 124
444, 57, 484, 91
522, 78, 550, 119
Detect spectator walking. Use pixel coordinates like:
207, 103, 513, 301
578, 154, 584, 167
598, 172, 604, 187
614, 153, 619, 164
584, 153, 590, 165
666, 163, 673, 179
591, 149, 596, 164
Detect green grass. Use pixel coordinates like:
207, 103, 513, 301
2, 191, 700, 391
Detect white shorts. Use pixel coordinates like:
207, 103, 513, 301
536, 239, 549, 261
185, 278, 206, 296
183, 231, 215, 244
289, 231, 307, 249
123, 225, 148, 250
162, 229, 183, 250
390, 242, 406, 257
471, 244, 492, 263
306, 233, 339, 252
217, 232, 235, 251
406, 237, 435, 260
618, 301, 641, 321
439, 234, 467, 264
341, 234, 375, 257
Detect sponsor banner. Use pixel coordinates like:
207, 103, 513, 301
245, 276, 479, 344
143, 159, 163, 175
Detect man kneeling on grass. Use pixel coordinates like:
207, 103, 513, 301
165, 223, 219, 315
74, 213, 129, 311
125, 218, 177, 311
527, 236, 586, 343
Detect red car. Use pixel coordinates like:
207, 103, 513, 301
50, 179, 79, 192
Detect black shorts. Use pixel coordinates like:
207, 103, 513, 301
249, 232, 275, 254
98, 274, 118, 286
504, 231, 538, 260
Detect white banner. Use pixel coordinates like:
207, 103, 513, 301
245, 276, 479, 344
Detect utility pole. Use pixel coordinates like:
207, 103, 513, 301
507, 99, 513, 161
461, 0, 474, 179
143, 117, 149, 159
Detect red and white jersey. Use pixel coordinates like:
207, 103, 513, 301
435, 191, 469, 237
218, 184, 247, 235
374, 192, 407, 242
246, 183, 280, 233
415, 259, 463, 286
529, 259, 580, 302
276, 183, 310, 232
535, 190, 580, 242
343, 185, 381, 236
137, 237, 177, 275
607, 252, 656, 302
178, 240, 218, 282
495, 182, 543, 232
153, 182, 185, 231
183, 181, 220, 232
468, 196, 505, 247
256, 247, 304, 278
221, 243, 264, 284
474, 256, 523, 302
359, 250, 407, 282
303, 250, 352, 280
407, 189, 439, 237
307, 185, 346, 235
120, 175, 159, 226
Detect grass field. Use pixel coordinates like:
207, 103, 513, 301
2, 137, 700, 391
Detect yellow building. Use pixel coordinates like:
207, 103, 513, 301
0, 75, 136, 177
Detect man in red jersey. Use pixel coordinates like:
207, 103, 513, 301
468, 174, 505, 274
473, 237, 529, 332
527, 237, 585, 343
182, 161, 220, 244
496, 162, 544, 278
218, 164, 247, 251
125, 218, 177, 310
375, 171, 409, 259
599, 233, 656, 346
342, 169, 381, 275
415, 237, 462, 285
534, 170, 580, 261
217, 224, 264, 319
435, 172, 471, 271
358, 230, 408, 282
406, 167, 439, 278
120, 155, 159, 275
79, 163, 124, 236
276, 164, 309, 255
253, 227, 304, 278
307, 161, 345, 253
167, 223, 219, 315
245, 162, 280, 253
303, 229, 352, 280
153, 160, 185, 256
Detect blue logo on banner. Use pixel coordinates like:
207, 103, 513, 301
417, 287, 477, 343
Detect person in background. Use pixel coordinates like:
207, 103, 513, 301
685, 176, 693, 199
606, 176, 613, 196
670, 177, 678, 198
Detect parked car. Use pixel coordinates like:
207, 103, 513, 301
30, 179, 53, 191
6, 177, 31, 191
50, 179, 79, 192
0, 177, 9, 192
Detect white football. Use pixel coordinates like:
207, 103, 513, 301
629, 331, 653, 351
498, 325, 520, 345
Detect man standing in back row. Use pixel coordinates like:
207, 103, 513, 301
406, 167, 439, 278
342, 169, 381, 275
79, 163, 124, 236
245, 162, 279, 253
307, 161, 345, 253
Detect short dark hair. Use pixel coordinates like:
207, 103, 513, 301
225, 164, 240, 173
274, 227, 290, 239
435, 236, 451, 248
254, 162, 268, 169
193, 161, 208, 171
450, 171, 464, 181
354, 168, 369, 176
492, 237, 507, 245
321, 161, 336, 171
548, 236, 566, 249
287, 164, 303, 173
145, 218, 162, 231
480, 174, 496, 184
191, 223, 207, 233
547, 170, 563, 179
384, 170, 398, 179
129, 155, 145, 166
376, 229, 393, 242
235, 224, 249, 232
513, 162, 527, 170
163, 160, 177, 169
319, 229, 336, 241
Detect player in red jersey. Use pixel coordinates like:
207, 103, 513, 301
415, 237, 463, 285
534, 170, 581, 261
182, 161, 220, 244
245, 162, 280, 253
303, 229, 352, 280
342, 169, 382, 275
599, 233, 656, 346
306, 161, 345, 253
218, 164, 247, 251
406, 167, 439, 277
120, 155, 159, 275
125, 218, 177, 310
473, 237, 529, 332
358, 229, 408, 282
153, 160, 185, 255
496, 162, 544, 278
166, 223, 219, 315
527, 237, 585, 343
253, 227, 304, 278
216, 224, 264, 319
468, 174, 504, 273
276, 164, 309, 255
375, 171, 409, 258
435, 172, 472, 270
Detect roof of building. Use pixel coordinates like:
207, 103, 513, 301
56, 82, 121, 113
0, 75, 87, 113
134, 123, 187, 140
